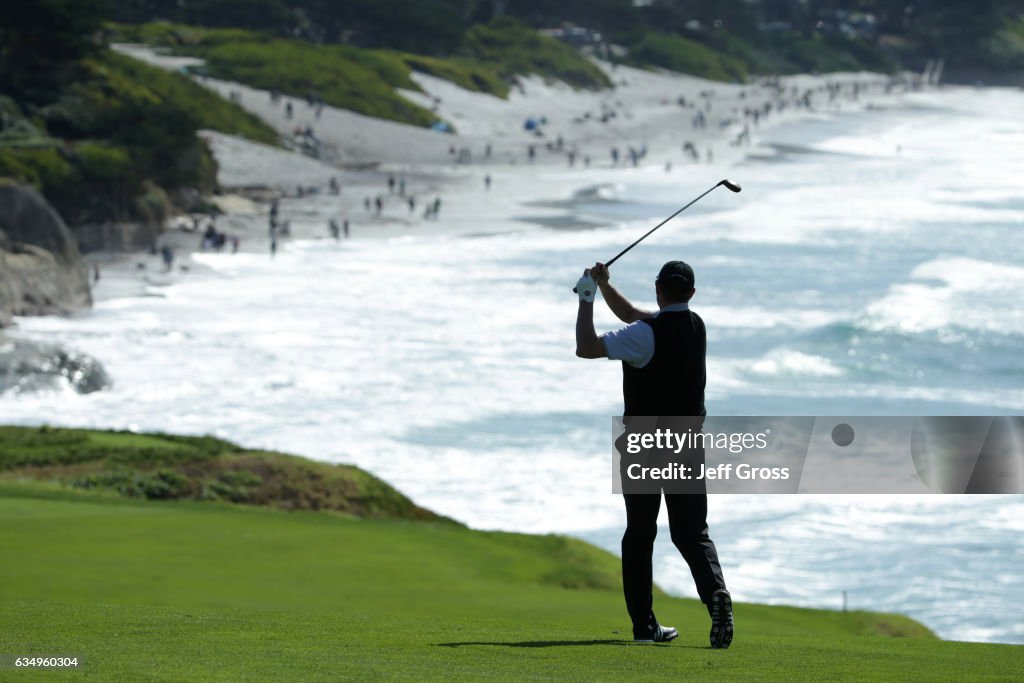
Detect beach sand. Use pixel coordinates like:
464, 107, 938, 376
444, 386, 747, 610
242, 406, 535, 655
91, 44, 914, 301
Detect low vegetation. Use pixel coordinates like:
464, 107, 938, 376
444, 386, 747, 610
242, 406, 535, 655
111, 22, 442, 126
985, 16, 1024, 71
0, 47, 277, 226
628, 26, 901, 82
109, 18, 611, 129
0, 426, 445, 521
629, 33, 748, 82
463, 17, 611, 91
106, 0, 1024, 86
398, 53, 511, 97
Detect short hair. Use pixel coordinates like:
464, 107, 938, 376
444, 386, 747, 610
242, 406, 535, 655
656, 261, 695, 302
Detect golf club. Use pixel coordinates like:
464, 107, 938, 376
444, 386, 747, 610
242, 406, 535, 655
574, 179, 742, 292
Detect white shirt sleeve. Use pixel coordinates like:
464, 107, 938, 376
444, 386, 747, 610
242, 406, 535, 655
602, 321, 655, 369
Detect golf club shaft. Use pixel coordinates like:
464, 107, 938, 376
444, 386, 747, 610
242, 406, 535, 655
574, 179, 740, 292
606, 181, 725, 267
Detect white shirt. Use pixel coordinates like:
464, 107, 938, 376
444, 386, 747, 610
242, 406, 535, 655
602, 303, 690, 369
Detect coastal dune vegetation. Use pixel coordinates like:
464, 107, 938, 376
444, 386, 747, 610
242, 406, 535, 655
108, 16, 614, 123
0, 49, 277, 228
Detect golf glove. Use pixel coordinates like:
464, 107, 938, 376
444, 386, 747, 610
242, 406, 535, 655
576, 274, 597, 302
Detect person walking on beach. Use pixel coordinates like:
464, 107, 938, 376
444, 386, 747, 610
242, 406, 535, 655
160, 245, 174, 272
574, 260, 733, 648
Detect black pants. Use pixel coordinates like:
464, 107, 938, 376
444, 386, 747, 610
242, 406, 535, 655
621, 492, 727, 638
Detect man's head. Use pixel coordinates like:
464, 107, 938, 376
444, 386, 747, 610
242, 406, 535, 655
655, 261, 695, 306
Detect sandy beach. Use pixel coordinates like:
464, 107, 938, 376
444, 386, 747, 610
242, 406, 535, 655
94, 44, 915, 301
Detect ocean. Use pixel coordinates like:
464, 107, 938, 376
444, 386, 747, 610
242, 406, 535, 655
3, 86, 1022, 644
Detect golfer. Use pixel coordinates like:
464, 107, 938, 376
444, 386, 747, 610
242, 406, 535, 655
574, 260, 734, 648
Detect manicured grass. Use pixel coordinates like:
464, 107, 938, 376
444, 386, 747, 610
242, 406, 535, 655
1, 492, 1020, 681
1, 428, 1018, 679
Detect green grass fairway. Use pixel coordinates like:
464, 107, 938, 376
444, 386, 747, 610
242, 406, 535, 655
1, 492, 1020, 681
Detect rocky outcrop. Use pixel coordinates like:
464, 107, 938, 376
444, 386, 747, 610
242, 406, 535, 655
0, 183, 92, 324
0, 334, 111, 394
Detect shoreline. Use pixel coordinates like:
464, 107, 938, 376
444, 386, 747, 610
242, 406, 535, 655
81, 47, 923, 304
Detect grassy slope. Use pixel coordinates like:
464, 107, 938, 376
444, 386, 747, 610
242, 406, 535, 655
629, 33, 749, 82
627, 30, 898, 83
0, 48, 278, 160
108, 20, 611, 129
1, 491, 1020, 682
0, 48, 278, 224
0, 427, 1020, 680
0, 426, 444, 521
463, 17, 611, 91
91, 50, 280, 146
111, 22, 481, 127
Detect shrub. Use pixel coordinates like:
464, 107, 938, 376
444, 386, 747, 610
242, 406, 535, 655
630, 32, 747, 82
206, 469, 263, 502
138, 468, 191, 499
1, 46, 276, 224
401, 55, 509, 97
465, 17, 612, 90
71, 467, 192, 499
985, 18, 1024, 70
0, 147, 73, 191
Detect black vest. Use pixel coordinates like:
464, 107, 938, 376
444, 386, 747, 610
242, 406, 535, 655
622, 310, 706, 417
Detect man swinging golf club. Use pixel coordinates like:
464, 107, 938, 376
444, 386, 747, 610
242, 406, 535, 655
574, 259, 734, 648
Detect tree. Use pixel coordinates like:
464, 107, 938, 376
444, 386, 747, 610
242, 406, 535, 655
0, 0, 108, 102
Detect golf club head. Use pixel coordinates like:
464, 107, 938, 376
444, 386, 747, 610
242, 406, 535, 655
719, 179, 742, 193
